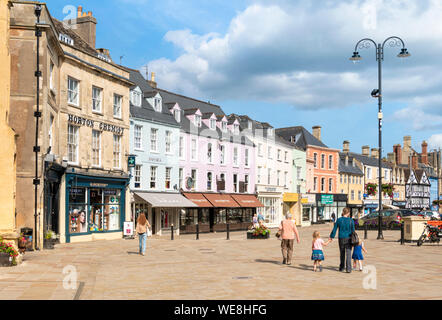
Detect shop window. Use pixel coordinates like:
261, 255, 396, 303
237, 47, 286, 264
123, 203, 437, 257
68, 188, 87, 234
90, 189, 121, 232
180, 209, 198, 226
215, 209, 227, 224
161, 209, 171, 229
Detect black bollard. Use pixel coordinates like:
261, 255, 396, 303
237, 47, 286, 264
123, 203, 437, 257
364, 223, 368, 240
196, 224, 199, 240
400, 222, 405, 245
171, 224, 174, 241
227, 223, 230, 240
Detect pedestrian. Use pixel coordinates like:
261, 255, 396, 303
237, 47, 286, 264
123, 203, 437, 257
352, 239, 368, 271
257, 211, 265, 226
329, 207, 355, 273
136, 213, 151, 256
311, 231, 331, 272
278, 213, 300, 266
252, 213, 259, 228
331, 212, 336, 223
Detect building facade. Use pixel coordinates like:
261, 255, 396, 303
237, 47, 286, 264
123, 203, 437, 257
0, 0, 18, 246
9, 3, 133, 245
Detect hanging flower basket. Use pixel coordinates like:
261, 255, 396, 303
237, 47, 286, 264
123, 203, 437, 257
381, 183, 394, 198
365, 183, 377, 196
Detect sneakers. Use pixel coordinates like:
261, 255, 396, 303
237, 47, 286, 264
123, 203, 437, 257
282, 259, 287, 264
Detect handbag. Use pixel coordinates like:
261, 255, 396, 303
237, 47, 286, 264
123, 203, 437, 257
351, 231, 360, 246
147, 228, 152, 237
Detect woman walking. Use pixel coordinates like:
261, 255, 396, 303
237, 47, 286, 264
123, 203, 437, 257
329, 207, 355, 273
136, 213, 151, 256
278, 213, 300, 266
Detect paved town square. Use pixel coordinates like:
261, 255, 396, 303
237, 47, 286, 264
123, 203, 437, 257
1, 223, 441, 300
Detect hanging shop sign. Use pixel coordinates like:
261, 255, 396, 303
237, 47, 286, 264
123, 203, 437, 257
128, 156, 136, 168
68, 114, 124, 135
321, 195, 334, 205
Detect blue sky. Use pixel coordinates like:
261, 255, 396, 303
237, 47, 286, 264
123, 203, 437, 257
45, 0, 442, 155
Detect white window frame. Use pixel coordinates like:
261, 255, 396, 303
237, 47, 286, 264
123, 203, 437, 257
329, 155, 333, 170
134, 125, 142, 150
207, 171, 213, 191
258, 143, 263, 157
150, 128, 158, 153
113, 134, 121, 169
244, 175, 249, 193
277, 149, 281, 161
179, 136, 185, 160
328, 178, 333, 193
92, 86, 103, 113
113, 94, 122, 119
268, 168, 271, 185
191, 169, 197, 191
191, 138, 198, 161
179, 168, 184, 189
67, 124, 79, 164
165, 131, 172, 154
50, 61, 54, 91
195, 115, 202, 127
207, 143, 213, 164
154, 97, 162, 112
277, 170, 281, 186
134, 165, 142, 189
130, 89, 142, 107
284, 151, 288, 163
220, 145, 225, 165
233, 174, 238, 193
222, 121, 227, 132
165, 167, 172, 189
150, 166, 157, 189
245, 148, 249, 167
92, 130, 101, 167
174, 109, 181, 123
233, 147, 239, 167
210, 119, 216, 130
268, 146, 272, 160
67, 77, 79, 106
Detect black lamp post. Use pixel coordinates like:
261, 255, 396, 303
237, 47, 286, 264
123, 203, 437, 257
34, 4, 42, 250
350, 37, 410, 240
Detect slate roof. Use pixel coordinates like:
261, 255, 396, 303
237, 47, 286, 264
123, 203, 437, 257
128, 70, 180, 127
275, 126, 328, 150
338, 153, 364, 175
53, 19, 99, 57
347, 152, 392, 169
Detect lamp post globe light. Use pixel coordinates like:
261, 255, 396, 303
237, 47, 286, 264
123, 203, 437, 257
349, 37, 410, 240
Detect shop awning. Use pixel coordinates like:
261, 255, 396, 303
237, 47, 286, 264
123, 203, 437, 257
203, 193, 239, 208
134, 192, 197, 208
182, 193, 213, 207
283, 193, 299, 202
231, 195, 264, 208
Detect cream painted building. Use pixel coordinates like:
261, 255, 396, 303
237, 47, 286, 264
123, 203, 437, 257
0, 0, 18, 245
9, 2, 133, 246
338, 149, 364, 218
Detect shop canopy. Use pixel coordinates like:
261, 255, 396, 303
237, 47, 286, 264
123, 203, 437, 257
182, 193, 213, 207
203, 193, 240, 208
134, 192, 197, 208
231, 195, 264, 208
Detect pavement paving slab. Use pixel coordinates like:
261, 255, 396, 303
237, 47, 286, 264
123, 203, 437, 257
0, 223, 441, 300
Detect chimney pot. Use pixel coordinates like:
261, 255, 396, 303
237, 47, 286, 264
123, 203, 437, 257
343, 140, 350, 153
151, 72, 156, 82
362, 145, 370, 156
77, 6, 82, 18
371, 148, 379, 159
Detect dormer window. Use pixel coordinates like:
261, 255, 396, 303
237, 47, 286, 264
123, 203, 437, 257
248, 121, 252, 130
130, 88, 142, 107
154, 97, 162, 112
210, 119, 216, 130
234, 124, 240, 135
222, 121, 227, 132
195, 114, 202, 127
59, 33, 74, 46
174, 109, 181, 123
267, 128, 273, 136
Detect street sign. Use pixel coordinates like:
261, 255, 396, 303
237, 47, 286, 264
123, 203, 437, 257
321, 195, 334, 205
128, 156, 136, 168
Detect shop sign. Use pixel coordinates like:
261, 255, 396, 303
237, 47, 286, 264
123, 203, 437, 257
321, 195, 334, 205
301, 194, 315, 204
68, 114, 124, 135
128, 156, 136, 168
90, 183, 108, 187
148, 156, 163, 163
124, 222, 134, 236
283, 193, 299, 202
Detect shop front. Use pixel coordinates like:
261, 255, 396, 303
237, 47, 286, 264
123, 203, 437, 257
64, 172, 130, 243
301, 193, 316, 226
363, 199, 392, 215
256, 186, 284, 228
315, 194, 348, 222
282, 193, 301, 226
180, 193, 262, 233
348, 204, 363, 219
134, 192, 197, 236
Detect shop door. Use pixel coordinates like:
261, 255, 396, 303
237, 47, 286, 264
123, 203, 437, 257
151, 208, 156, 234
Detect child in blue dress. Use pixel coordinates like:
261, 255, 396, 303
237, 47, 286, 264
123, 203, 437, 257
352, 239, 368, 271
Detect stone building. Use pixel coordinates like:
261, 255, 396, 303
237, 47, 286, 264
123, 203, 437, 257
0, 0, 18, 246
9, 2, 133, 245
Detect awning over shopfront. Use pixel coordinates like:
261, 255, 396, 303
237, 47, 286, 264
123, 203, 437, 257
134, 192, 197, 208
203, 193, 239, 208
183, 193, 213, 207
283, 193, 299, 202
231, 195, 264, 208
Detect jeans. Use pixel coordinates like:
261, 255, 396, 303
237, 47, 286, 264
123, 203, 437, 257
338, 237, 352, 272
281, 239, 294, 264
138, 233, 147, 254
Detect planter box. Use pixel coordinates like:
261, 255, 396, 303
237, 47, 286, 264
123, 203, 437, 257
247, 232, 270, 239
43, 239, 57, 250
0, 252, 13, 267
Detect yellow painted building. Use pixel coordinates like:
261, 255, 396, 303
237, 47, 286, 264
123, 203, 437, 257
338, 151, 364, 218
0, 0, 18, 245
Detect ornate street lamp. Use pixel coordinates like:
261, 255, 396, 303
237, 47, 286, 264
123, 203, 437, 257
350, 37, 410, 240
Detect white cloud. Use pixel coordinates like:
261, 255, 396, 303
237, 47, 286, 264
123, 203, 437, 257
428, 134, 442, 149
142, 0, 442, 126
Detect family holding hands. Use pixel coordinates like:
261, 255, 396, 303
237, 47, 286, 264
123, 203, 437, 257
278, 207, 367, 272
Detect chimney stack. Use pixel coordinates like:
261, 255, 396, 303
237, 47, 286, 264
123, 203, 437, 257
362, 146, 370, 156
412, 154, 418, 170
393, 144, 402, 165
403, 136, 412, 151
147, 72, 157, 88
312, 126, 321, 141
70, 6, 97, 49
421, 141, 428, 165
371, 148, 379, 159
343, 140, 350, 153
